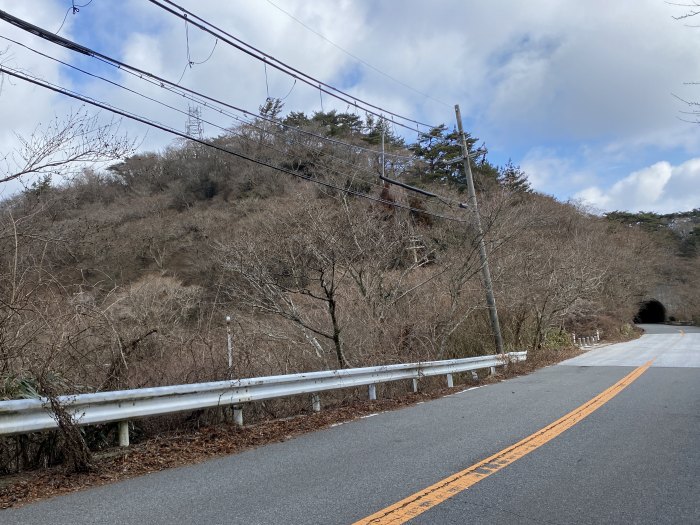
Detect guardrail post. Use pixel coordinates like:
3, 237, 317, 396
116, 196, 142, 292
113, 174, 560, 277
311, 394, 321, 413
446, 374, 454, 388
489, 366, 496, 376
368, 384, 377, 401
412, 378, 419, 393
471, 370, 479, 381
233, 405, 243, 427
118, 421, 129, 447
596, 329, 600, 342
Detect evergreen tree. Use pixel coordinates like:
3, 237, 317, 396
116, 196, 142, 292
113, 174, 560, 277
498, 160, 531, 193
363, 114, 405, 147
409, 125, 501, 192
259, 98, 284, 119
282, 111, 310, 128
409, 125, 464, 183
310, 110, 364, 137
25, 174, 52, 198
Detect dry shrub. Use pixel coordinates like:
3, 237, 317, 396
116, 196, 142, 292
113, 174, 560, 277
1, 120, 694, 475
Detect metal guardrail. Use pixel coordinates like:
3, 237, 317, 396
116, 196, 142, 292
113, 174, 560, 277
573, 329, 600, 348
0, 351, 526, 446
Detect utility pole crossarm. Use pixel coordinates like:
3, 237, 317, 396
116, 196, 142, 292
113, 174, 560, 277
444, 148, 487, 166
454, 104, 505, 355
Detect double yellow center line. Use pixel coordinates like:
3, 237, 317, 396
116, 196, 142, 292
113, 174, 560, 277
354, 360, 653, 524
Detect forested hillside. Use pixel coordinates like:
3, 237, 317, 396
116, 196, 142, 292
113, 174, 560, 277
606, 209, 700, 257
1, 103, 697, 394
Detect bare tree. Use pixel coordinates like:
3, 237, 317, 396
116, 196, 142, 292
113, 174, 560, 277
671, 1, 700, 20
219, 203, 356, 369
1, 108, 136, 185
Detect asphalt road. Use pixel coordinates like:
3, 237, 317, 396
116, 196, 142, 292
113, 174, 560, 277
2, 324, 698, 524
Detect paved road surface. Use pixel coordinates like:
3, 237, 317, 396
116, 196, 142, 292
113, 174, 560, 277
2, 324, 698, 524
562, 324, 700, 367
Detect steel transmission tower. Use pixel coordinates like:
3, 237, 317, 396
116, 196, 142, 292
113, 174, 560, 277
185, 105, 203, 139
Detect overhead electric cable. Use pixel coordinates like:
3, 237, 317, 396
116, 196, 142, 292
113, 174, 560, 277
1, 9, 461, 208
55, 0, 94, 35
145, 0, 435, 131
0, 9, 414, 161
264, 0, 450, 108
0, 34, 441, 206
0, 64, 466, 223
279, 77, 296, 100
177, 18, 217, 84
1, 38, 448, 212
185, 17, 218, 66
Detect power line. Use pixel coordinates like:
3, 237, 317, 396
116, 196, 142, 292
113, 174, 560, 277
1, 9, 462, 209
0, 33, 444, 207
0, 9, 415, 161
145, 0, 435, 132
185, 18, 217, 66
54, 8, 71, 35
0, 64, 466, 224
55, 0, 94, 35
177, 17, 218, 83
264, 0, 450, 108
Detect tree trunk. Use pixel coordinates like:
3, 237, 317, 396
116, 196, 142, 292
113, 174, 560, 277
327, 296, 348, 369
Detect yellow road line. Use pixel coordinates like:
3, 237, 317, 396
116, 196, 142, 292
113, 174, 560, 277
353, 360, 653, 525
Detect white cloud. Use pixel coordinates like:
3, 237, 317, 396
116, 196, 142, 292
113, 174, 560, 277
480, 1, 700, 143
520, 148, 597, 194
575, 159, 700, 213
2, 0, 700, 211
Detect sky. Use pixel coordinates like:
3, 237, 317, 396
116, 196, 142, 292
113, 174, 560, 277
1, 0, 700, 213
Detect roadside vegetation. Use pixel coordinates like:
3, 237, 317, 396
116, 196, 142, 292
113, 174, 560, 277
1, 102, 698, 477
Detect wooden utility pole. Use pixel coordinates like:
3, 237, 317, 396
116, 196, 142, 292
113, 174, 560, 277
454, 104, 505, 355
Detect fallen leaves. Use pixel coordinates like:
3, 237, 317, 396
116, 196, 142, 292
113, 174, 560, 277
0, 389, 455, 510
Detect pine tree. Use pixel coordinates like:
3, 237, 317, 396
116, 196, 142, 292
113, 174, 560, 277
498, 160, 531, 193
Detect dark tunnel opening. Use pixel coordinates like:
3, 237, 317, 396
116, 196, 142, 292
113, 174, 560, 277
634, 299, 667, 324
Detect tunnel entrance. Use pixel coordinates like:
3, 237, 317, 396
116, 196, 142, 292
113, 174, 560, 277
634, 299, 666, 324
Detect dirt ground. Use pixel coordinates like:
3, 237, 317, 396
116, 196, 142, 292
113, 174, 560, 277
0, 345, 588, 510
